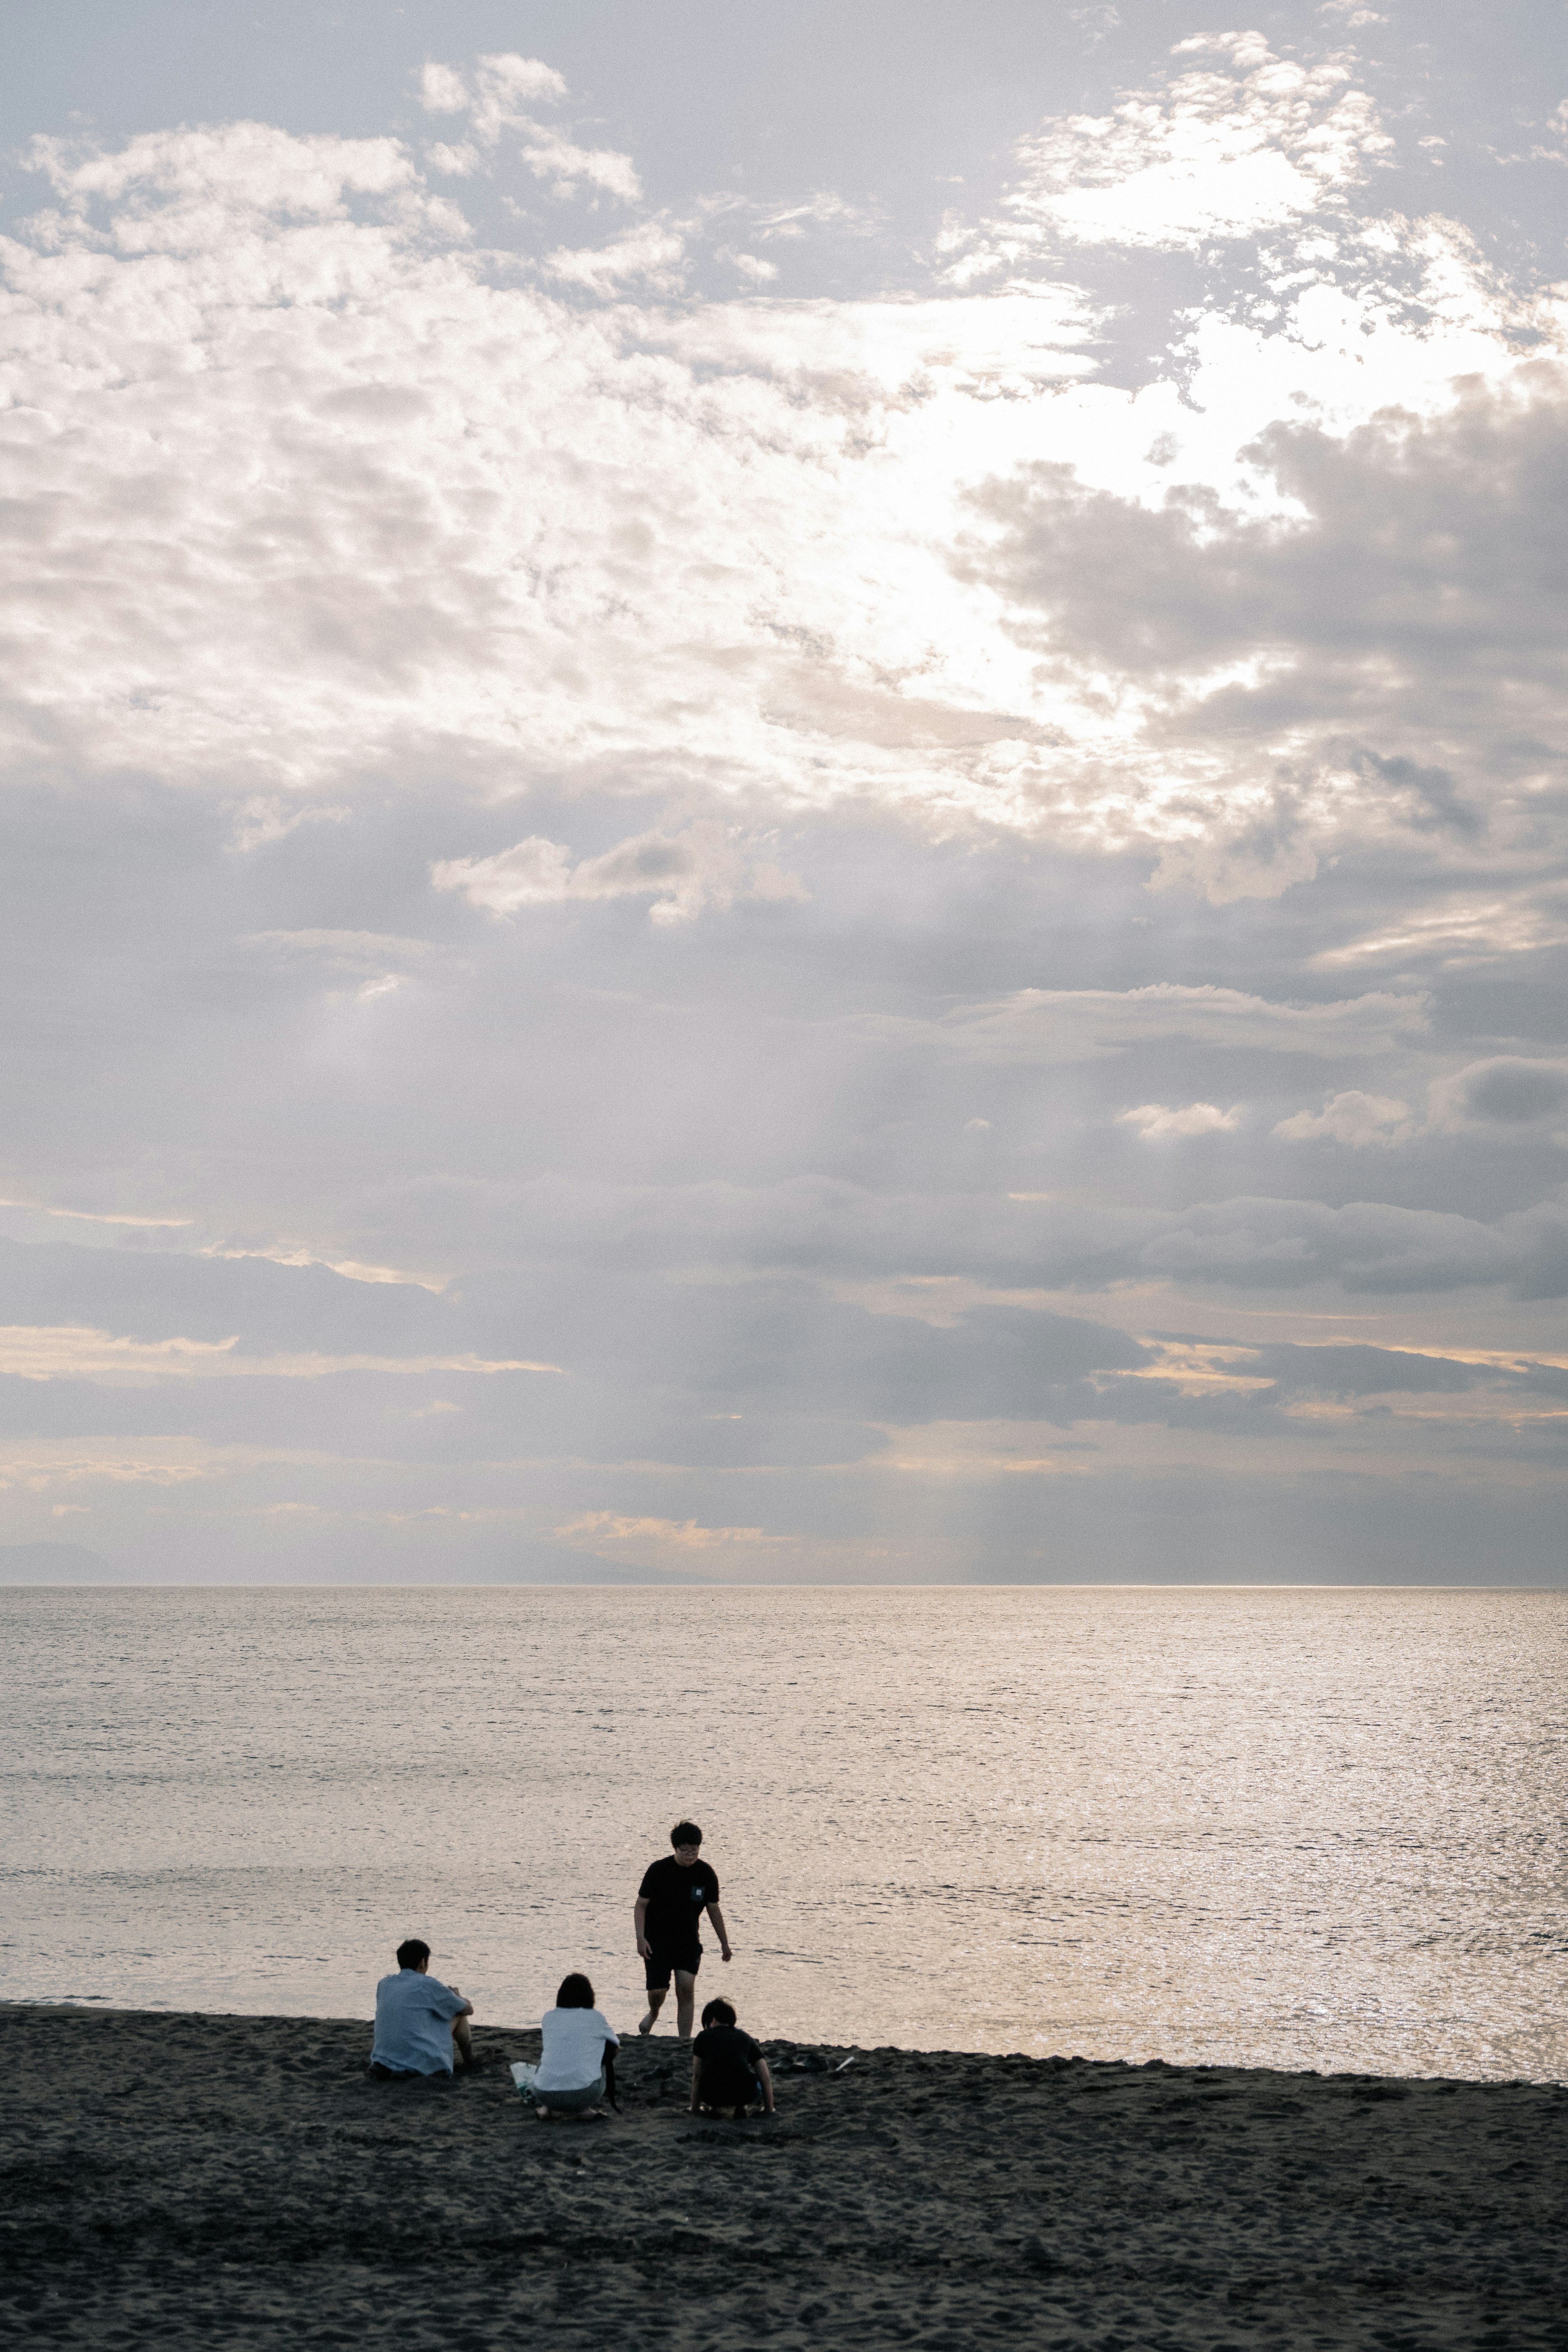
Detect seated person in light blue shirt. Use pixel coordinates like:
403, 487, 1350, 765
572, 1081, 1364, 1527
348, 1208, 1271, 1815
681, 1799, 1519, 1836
369, 1938, 476, 2078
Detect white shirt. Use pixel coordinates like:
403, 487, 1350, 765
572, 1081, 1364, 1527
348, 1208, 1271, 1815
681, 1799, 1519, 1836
535, 2005, 619, 2092
370, 1968, 466, 2075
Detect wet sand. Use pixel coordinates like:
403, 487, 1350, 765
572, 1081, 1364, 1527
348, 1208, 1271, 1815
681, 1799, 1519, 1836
1, 2002, 1564, 2349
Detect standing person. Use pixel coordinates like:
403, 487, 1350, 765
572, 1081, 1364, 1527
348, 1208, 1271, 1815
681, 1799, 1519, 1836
635, 1820, 731, 2038
368, 1938, 477, 2078
534, 1973, 619, 2120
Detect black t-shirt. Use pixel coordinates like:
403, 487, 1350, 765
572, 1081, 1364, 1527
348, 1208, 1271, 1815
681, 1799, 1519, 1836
638, 1855, 720, 1949
693, 2024, 761, 2107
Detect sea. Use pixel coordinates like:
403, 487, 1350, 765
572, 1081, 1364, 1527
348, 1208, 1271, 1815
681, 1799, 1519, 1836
3, 1584, 1565, 2081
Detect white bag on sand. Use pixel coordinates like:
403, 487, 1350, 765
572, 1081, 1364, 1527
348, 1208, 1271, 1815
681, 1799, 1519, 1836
510, 2062, 539, 2099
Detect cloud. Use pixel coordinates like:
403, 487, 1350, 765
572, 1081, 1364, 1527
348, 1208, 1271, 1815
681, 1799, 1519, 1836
557, 1510, 770, 1551
5, 94, 1557, 916
1428, 1058, 1568, 1134
456, 1173, 1568, 1305
879, 984, 1427, 1064
545, 222, 685, 289
24, 121, 419, 225
720, 250, 778, 284
967, 372, 1568, 897
1313, 890, 1568, 970
1273, 1091, 1413, 1145
942, 33, 1390, 270
0, 1326, 557, 1380
1118, 1101, 1242, 1138
417, 53, 568, 144
416, 53, 636, 200
242, 929, 439, 980
0, 1200, 192, 1230
1129, 1196, 1568, 1299
431, 823, 806, 925
521, 131, 642, 204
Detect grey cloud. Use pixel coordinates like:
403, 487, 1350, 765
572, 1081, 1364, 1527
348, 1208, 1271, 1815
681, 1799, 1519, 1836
1430, 1056, 1568, 1130
866, 983, 1428, 1065
470, 1178, 1568, 1302
0, 1235, 474, 1353
242, 930, 440, 980
432, 822, 804, 925
968, 376, 1568, 862
1132, 1196, 1568, 1299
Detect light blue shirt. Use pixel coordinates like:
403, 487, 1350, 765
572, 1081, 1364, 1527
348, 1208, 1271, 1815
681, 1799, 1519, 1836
371, 1967, 466, 2075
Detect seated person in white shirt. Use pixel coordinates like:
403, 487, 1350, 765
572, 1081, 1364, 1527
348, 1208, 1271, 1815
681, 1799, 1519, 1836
369, 1938, 477, 2078
535, 1972, 619, 2118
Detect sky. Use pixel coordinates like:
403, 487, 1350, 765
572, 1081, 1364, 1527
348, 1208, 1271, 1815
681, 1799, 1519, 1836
0, 0, 1565, 1584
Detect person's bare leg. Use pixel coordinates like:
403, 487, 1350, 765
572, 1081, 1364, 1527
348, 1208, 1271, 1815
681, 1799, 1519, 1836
639, 1986, 666, 2036
452, 2013, 477, 2069
675, 1970, 697, 2038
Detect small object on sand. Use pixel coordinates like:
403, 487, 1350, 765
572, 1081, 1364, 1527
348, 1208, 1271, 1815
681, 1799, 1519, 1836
835, 2056, 857, 2073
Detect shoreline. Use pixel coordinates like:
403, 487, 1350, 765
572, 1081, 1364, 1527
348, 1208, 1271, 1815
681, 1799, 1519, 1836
7, 1991, 1563, 2089
3, 2002, 1565, 2349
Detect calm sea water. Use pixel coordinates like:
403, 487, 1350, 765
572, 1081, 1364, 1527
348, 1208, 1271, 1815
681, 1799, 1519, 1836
3, 1586, 1565, 2080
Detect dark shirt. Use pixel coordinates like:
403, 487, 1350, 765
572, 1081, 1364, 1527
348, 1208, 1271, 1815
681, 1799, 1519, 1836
638, 1855, 720, 1949
693, 2024, 762, 2108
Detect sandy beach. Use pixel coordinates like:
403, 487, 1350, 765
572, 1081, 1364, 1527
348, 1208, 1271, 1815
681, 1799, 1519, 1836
2, 2004, 1564, 2349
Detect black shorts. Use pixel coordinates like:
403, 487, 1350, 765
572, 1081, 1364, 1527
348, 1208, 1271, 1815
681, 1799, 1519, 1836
644, 1944, 701, 1991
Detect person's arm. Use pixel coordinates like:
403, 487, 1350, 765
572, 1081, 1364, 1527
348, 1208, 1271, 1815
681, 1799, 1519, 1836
704, 1901, 732, 1961
635, 1895, 652, 1959
442, 1983, 475, 2019
689, 2051, 704, 2114
756, 2056, 775, 2116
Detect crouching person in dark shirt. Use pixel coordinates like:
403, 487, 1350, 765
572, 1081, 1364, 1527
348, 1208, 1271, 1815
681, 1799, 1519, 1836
690, 1998, 775, 2119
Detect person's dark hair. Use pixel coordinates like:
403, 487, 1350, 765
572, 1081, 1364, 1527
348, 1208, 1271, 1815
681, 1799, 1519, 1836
396, 1938, 430, 1972
701, 1998, 736, 2029
670, 1820, 702, 1847
556, 1972, 595, 2009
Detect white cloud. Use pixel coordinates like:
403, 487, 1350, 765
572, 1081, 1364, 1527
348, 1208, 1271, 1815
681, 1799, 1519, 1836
720, 249, 779, 284
416, 53, 640, 201
1110, 1339, 1274, 1394
1118, 1101, 1242, 1138
752, 192, 885, 241
521, 129, 642, 203
546, 222, 684, 288
418, 52, 568, 144
1273, 1090, 1413, 1145
198, 1244, 446, 1291
425, 142, 481, 178
964, 34, 1391, 258
431, 822, 806, 925
25, 121, 419, 223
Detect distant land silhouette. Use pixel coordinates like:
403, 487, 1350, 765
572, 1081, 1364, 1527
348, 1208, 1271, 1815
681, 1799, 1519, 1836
0, 1541, 122, 1583
0, 1544, 708, 1585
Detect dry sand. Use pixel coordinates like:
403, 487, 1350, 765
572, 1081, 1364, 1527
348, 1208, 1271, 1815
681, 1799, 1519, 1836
1, 2002, 1564, 2350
